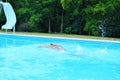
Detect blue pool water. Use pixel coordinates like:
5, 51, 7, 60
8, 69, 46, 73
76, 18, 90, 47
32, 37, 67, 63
0, 34, 120, 80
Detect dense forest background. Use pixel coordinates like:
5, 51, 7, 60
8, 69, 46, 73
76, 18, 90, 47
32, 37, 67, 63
0, 0, 120, 38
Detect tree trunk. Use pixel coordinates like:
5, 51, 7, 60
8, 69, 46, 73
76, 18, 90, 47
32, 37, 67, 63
0, 4, 2, 13
60, 10, 64, 33
48, 18, 51, 33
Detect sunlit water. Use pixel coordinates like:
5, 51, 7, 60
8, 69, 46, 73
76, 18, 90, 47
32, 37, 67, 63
0, 34, 120, 80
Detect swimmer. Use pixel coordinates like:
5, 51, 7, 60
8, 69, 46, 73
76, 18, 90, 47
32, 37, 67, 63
38, 43, 66, 51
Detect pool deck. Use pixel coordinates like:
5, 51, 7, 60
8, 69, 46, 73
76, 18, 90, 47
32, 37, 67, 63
0, 31, 120, 42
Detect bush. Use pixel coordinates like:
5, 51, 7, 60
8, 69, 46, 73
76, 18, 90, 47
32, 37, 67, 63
17, 23, 33, 32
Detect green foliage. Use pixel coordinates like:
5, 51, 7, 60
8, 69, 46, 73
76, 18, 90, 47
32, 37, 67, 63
0, 0, 120, 38
17, 22, 33, 32
16, 8, 31, 23
84, 19, 99, 36
60, 0, 72, 9
29, 14, 42, 26
65, 27, 72, 34
73, 9, 79, 16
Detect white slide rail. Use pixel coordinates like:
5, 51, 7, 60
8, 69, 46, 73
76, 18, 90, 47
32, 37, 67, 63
0, 1, 16, 32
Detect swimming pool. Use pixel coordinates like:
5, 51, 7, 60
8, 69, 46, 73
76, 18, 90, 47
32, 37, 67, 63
0, 34, 120, 80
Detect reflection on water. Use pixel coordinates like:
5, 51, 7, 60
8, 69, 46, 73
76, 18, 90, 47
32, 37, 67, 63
100, 48, 108, 54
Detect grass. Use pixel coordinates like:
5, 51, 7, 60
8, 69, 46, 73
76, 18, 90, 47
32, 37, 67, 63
0, 31, 120, 41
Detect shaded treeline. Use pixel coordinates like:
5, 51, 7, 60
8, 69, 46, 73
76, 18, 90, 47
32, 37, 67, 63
0, 0, 120, 38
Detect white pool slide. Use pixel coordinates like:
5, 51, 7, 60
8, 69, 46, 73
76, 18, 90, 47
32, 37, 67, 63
0, 1, 16, 32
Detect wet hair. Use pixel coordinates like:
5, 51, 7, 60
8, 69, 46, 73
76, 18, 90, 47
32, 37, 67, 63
50, 43, 53, 45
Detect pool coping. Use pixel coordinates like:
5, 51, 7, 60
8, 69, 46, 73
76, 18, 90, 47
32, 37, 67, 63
0, 33, 120, 43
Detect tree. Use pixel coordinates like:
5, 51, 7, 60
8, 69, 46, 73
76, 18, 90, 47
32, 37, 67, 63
61, 0, 83, 34
0, 0, 120, 38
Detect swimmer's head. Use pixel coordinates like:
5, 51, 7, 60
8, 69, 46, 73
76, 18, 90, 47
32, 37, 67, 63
50, 43, 53, 45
